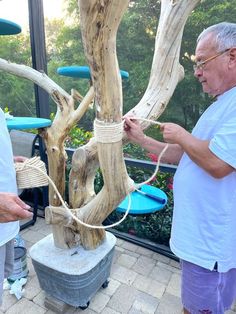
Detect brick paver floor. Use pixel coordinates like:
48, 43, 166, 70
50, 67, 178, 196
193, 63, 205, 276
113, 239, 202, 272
0, 217, 235, 314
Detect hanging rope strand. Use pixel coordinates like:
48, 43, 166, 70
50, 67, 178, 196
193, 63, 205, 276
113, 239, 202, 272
133, 117, 169, 189
15, 117, 168, 229
135, 117, 162, 126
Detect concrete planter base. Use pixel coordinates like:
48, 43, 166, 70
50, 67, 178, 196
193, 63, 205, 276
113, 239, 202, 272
29, 232, 116, 308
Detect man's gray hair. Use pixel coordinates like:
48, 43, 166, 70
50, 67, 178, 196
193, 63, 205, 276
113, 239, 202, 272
197, 22, 236, 52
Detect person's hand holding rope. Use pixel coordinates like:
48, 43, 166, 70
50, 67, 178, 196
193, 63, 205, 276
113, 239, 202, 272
124, 116, 184, 166
160, 122, 188, 145
0, 156, 32, 222
14, 156, 28, 163
124, 116, 147, 145
0, 192, 32, 222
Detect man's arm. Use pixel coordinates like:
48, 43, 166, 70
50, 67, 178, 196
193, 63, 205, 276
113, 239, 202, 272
124, 117, 183, 164
0, 192, 32, 223
161, 123, 234, 178
134, 134, 183, 165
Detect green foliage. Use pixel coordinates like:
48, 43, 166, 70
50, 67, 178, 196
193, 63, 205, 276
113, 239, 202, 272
165, 0, 236, 130
2, 0, 236, 130
49, 112, 93, 148
94, 169, 104, 194
66, 124, 93, 148
0, 33, 35, 116
3, 106, 11, 113
123, 143, 148, 160
117, 1, 160, 114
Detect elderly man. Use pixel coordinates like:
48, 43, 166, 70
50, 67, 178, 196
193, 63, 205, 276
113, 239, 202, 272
0, 107, 32, 303
124, 22, 236, 313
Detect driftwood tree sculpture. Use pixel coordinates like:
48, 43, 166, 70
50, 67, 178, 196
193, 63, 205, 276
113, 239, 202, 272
0, 0, 201, 249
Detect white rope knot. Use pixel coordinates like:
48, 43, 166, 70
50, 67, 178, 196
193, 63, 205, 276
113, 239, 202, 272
94, 119, 124, 143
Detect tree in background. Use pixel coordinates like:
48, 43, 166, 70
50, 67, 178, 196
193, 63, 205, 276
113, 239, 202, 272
0, 33, 35, 116
2, 0, 236, 133
45, 0, 236, 135
166, 0, 236, 131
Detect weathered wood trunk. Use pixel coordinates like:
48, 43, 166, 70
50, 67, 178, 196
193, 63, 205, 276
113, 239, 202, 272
0, 0, 201, 250
47, 0, 201, 249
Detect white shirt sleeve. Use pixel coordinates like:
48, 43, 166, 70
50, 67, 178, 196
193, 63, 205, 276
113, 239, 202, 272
209, 117, 236, 169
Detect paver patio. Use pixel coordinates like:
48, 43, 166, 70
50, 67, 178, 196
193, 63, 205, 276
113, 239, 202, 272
0, 217, 235, 314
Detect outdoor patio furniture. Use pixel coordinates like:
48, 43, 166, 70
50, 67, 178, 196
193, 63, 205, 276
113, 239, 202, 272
57, 65, 129, 80
116, 184, 167, 215
0, 17, 21, 35
6, 116, 51, 130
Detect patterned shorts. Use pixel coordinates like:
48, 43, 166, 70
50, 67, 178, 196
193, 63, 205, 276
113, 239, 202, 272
181, 260, 236, 314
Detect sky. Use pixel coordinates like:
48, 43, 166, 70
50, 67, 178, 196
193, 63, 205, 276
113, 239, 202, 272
0, 0, 64, 31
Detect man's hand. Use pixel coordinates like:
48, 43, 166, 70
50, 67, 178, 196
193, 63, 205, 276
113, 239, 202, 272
0, 192, 32, 223
124, 116, 146, 145
14, 156, 27, 163
124, 117, 183, 164
160, 123, 188, 145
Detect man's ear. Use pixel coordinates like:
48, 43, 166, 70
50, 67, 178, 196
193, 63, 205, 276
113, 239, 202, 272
228, 47, 236, 67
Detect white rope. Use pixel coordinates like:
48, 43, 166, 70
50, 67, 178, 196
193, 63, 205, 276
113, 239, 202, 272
17, 162, 133, 229
130, 117, 169, 190
135, 117, 162, 126
135, 143, 169, 190
94, 119, 124, 143
15, 117, 168, 229
15, 156, 48, 189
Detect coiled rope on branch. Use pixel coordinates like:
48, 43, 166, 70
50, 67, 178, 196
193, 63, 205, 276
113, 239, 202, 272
15, 118, 168, 229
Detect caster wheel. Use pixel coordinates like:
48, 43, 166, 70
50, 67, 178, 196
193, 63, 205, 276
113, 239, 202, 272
79, 301, 90, 310
102, 280, 109, 288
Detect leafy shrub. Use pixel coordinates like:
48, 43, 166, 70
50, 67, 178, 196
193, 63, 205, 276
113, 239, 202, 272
65, 125, 93, 148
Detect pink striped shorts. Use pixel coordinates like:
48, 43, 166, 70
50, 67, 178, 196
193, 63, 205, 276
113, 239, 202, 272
181, 260, 236, 314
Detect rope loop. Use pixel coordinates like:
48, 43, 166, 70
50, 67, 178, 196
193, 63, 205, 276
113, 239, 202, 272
15, 156, 48, 189
94, 119, 124, 143
15, 117, 168, 229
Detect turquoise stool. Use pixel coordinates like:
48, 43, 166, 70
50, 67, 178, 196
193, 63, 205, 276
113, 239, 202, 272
116, 184, 167, 215
57, 65, 129, 80
0, 18, 21, 35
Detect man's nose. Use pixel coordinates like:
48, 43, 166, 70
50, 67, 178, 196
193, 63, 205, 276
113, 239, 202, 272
194, 67, 203, 77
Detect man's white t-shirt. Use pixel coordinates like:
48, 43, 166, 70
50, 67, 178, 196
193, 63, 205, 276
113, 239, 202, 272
170, 86, 236, 273
0, 108, 19, 246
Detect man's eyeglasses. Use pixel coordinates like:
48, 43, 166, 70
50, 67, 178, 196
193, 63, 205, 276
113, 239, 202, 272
193, 48, 230, 72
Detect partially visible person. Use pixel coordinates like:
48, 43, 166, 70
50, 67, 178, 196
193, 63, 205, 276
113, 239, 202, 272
124, 22, 236, 313
0, 107, 32, 303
